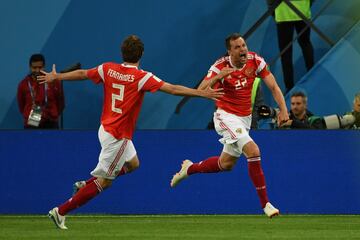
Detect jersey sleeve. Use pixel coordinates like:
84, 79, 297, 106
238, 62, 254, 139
138, 72, 165, 92
204, 64, 220, 81
254, 54, 271, 79
87, 64, 106, 84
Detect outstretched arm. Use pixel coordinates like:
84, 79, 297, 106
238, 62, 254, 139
262, 73, 289, 124
38, 64, 88, 83
159, 82, 223, 100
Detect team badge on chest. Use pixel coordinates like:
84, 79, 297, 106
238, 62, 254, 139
244, 67, 255, 77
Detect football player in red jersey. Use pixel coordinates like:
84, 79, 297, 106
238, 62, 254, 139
171, 33, 289, 218
39, 35, 223, 229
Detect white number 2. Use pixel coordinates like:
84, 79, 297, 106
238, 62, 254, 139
235, 78, 247, 90
112, 83, 124, 114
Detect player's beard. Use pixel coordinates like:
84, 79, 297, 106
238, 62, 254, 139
232, 56, 246, 68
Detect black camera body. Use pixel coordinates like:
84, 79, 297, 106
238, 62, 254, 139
258, 105, 279, 120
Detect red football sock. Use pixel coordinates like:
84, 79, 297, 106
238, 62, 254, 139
85, 177, 96, 185
187, 156, 223, 175
58, 179, 103, 216
247, 156, 269, 208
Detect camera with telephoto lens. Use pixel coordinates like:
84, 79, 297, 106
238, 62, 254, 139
258, 105, 279, 121
309, 114, 355, 129
257, 104, 356, 129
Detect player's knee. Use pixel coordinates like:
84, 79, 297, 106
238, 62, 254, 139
243, 142, 261, 158
127, 158, 140, 172
249, 148, 260, 157
131, 159, 140, 170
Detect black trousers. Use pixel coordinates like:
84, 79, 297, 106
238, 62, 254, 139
276, 20, 314, 91
24, 121, 59, 129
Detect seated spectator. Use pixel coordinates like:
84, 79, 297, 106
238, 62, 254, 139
17, 54, 65, 129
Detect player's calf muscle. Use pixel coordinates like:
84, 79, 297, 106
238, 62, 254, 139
220, 160, 236, 171
97, 178, 113, 189
219, 153, 238, 171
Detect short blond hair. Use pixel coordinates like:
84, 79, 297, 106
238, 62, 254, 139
354, 92, 360, 103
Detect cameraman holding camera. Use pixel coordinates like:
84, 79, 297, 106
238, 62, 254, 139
282, 91, 359, 129
281, 91, 313, 129
258, 91, 312, 129
17, 54, 64, 129
259, 91, 358, 129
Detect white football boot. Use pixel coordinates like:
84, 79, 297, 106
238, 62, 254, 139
263, 202, 280, 218
48, 207, 68, 229
170, 160, 193, 187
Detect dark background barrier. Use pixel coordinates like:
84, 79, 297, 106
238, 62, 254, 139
0, 130, 359, 214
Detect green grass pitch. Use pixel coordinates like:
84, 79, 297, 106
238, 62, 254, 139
1, 215, 359, 239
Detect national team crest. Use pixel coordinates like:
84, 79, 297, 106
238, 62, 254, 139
244, 67, 255, 77
236, 128, 242, 134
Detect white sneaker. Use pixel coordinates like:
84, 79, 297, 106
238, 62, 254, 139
72, 181, 86, 196
263, 202, 280, 218
170, 160, 193, 187
48, 207, 68, 229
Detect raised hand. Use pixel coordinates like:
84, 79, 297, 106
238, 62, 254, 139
37, 64, 57, 84
218, 67, 235, 79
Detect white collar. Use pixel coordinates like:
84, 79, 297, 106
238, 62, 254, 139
229, 55, 246, 70
121, 63, 138, 69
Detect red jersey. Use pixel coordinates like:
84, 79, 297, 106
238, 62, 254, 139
17, 75, 65, 127
87, 62, 164, 140
204, 52, 270, 116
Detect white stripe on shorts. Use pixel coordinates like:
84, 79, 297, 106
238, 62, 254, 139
107, 139, 128, 176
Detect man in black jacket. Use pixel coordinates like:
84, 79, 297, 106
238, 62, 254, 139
282, 91, 313, 128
